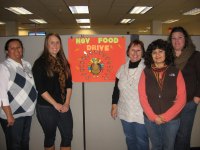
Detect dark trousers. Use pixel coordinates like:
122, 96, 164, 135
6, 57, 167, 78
175, 101, 198, 150
0, 116, 32, 150
36, 104, 73, 148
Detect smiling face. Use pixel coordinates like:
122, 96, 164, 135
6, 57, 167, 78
47, 35, 61, 57
171, 31, 185, 52
128, 44, 143, 62
152, 48, 166, 68
7, 40, 23, 63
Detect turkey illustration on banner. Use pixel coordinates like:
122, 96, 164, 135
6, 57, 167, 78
68, 37, 126, 82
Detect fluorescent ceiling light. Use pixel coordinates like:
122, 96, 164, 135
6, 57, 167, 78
146, 26, 151, 30
0, 21, 5, 25
163, 19, 179, 24
138, 30, 148, 33
76, 19, 90, 23
139, 30, 148, 33
30, 19, 47, 24
5, 7, 33, 15
129, 6, 152, 14
80, 25, 91, 29
183, 8, 200, 15
69, 6, 89, 14
120, 19, 135, 24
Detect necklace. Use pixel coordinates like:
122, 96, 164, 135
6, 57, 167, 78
127, 68, 138, 86
23, 66, 33, 78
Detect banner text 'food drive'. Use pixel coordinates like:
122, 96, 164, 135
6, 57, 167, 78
68, 37, 126, 82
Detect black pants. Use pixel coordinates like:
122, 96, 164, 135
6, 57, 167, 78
0, 116, 32, 150
36, 104, 73, 148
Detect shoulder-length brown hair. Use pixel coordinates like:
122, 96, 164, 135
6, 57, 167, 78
126, 39, 145, 58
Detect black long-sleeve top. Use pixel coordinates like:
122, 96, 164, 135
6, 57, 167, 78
32, 57, 72, 106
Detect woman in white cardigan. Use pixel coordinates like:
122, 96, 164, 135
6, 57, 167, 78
111, 39, 149, 150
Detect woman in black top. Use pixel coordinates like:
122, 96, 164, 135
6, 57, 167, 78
32, 33, 73, 150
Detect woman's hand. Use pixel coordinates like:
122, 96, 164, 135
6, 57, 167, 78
53, 102, 63, 112
111, 104, 118, 120
155, 115, 166, 125
2, 106, 15, 127
7, 114, 15, 127
60, 104, 70, 113
193, 96, 200, 104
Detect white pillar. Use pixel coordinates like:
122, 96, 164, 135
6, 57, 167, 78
151, 20, 162, 35
5, 21, 18, 36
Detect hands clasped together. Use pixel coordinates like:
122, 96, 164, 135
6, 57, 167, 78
54, 103, 70, 113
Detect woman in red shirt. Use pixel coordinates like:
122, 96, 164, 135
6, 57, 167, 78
138, 39, 186, 150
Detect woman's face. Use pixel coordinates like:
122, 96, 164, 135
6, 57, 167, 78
47, 35, 61, 57
128, 44, 143, 62
7, 40, 23, 63
171, 32, 185, 52
152, 48, 166, 67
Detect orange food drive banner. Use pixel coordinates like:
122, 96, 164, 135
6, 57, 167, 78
68, 37, 126, 82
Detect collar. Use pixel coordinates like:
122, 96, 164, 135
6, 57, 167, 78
129, 59, 141, 68
7, 58, 24, 69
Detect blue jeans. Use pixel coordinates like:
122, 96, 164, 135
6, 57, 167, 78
175, 101, 198, 150
121, 120, 149, 150
144, 116, 180, 150
0, 116, 32, 150
36, 104, 73, 148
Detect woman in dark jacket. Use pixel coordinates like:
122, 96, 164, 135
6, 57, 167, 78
168, 26, 200, 150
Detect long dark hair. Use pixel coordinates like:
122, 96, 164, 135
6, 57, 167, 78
40, 33, 71, 78
145, 39, 174, 68
168, 26, 195, 50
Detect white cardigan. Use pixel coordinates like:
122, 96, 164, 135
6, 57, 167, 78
116, 59, 145, 124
